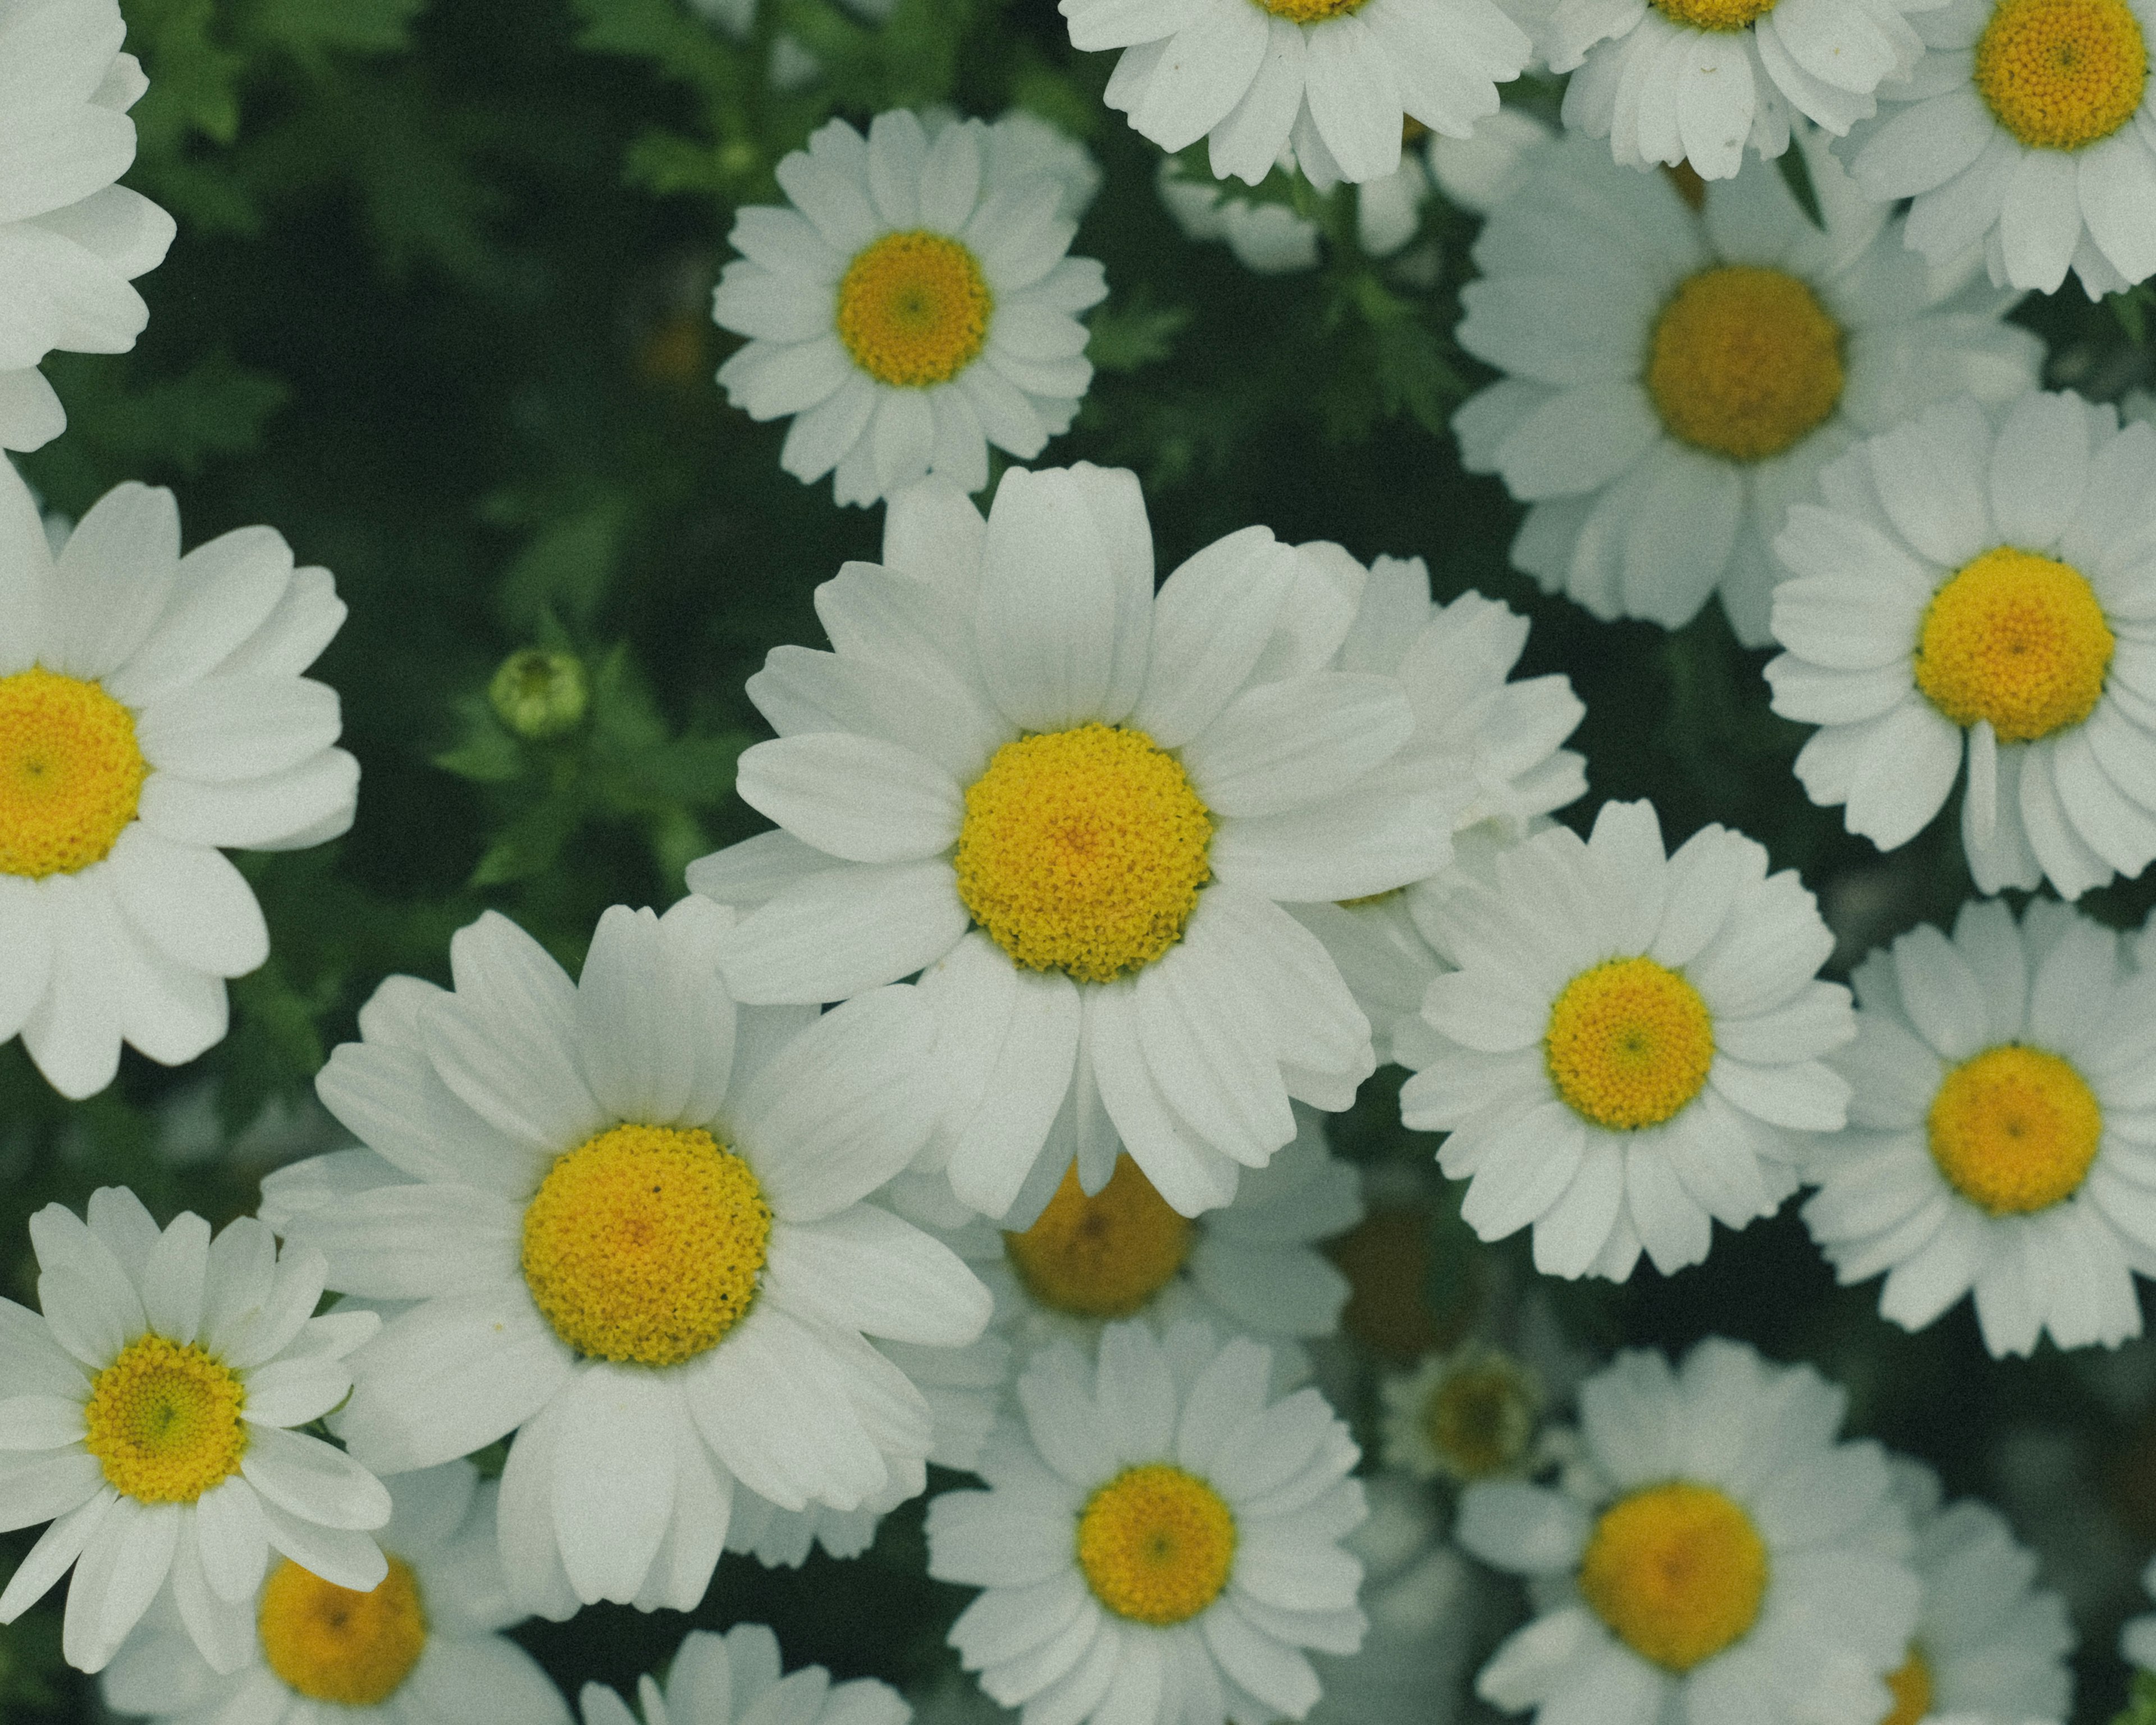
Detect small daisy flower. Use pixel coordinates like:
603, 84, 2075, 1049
99, 1460, 569, 1725
1768, 391, 2156, 898
577, 1625, 909, 1725
1797, 898, 2156, 1356
1060, 0, 1534, 189
927, 1320, 1367, 1725
0, 0, 175, 453
1455, 133, 2043, 644
259, 899, 991, 1619
0, 1188, 389, 1675
1397, 799, 1854, 1280
712, 110, 1107, 507
1379, 1341, 1547, 1484
689, 467, 1458, 1224
0, 468, 357, 1098
1457, 1338, 1921, 1725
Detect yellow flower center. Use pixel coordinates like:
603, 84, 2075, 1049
1004, 1154, 1194, 1318
1879, 1645, 1935, 1725
1076, 1464, 1238, 1627
954, 724, 1213, 985
0, 668, 148, 879
1646, 267, 1844, 463
1927, 1043, 2102, 1215
1578, 1481, 1769, 1673
1545, 956, 1716, 1130
82, 1334, 248, 1504
1975, 0, 2147, 149
1253, 0, 1368, 19
1913, 547, 2114, 743
520, 1123, 770, 1367
1653, 0, 1778, 26
1424, 1359, 1538, 1480
259, 1555, 428, 1706
835, 231, 993, 389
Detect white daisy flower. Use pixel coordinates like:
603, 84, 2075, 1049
0, 467, 357, 1098
1060, 0, 1534, 188
1454, 133, 2043, 645
1396, 799, 1855, 1281
0, 1188, 389, 1676
99, 1459, 569, 1725
1456, 1338, 1921, 1725
1378, 1340, 1547, 1483
927, 1320, 1367, 1725
1427, 106, 1555, 212
578, 1624, 909, 1725
257, 899, 991, 1619
688, 466, 1458, 1225
1767, 391, 2156, 898
0, 0, 175, 453
712, 110, 1107, 507
1797, 898, 2156, 1356
1157, 142, 1436, 275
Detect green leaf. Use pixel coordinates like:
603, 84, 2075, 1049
1086, 294, 1191, 375
433, 695, 530, 784
245, 0, 426, 56
470, 795, 582, 887
2113, 1669, 2156, 1725
497, 509, 626, 631
1775, 143, 1826, 231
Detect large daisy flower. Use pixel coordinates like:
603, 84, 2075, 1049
1060, 0, 1533, 188
926, 1320, 1367, 1725
1454, 133, 2043, 645
99, 1460, 569, 1725
1766, 390, 2156, 898
1457, 1338, 1921, 1725
0, 1188, 389, 1675
688, 466, 1457, 1225
0, 467, 357, 1098
0, 0, 175, 452
257, 899, 990, 1619
712, 110, 1106, 508
1397, 799, 1854, 1280
577, 1625, 908, 1725
1796, 898, 2156, 1355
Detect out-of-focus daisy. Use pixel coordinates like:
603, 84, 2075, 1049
712, 111, 1106, 506
2126, 1555, 2156, 1674
577, 1624, 908, 1725
1379, 1340, 1547, 1483
690, 467, 1458, 1225
1397, 800, 1853, 1280
1458, 1338, 1920, 1725
1455, 134, 2042, 644
1767, 391, 2156, 898
0, 1188, 389, 1674
1428, 107, 1556, 211
1797, 899, 2156, 1356
0, 467, 357, 1098
1157, 138, 1438, 275
259, 900, 989, 1619
150, 1079, 353, 1171
928, 1320, 1366, 1725
1061, 0, 1533, 188
99, 1460, 568, 1725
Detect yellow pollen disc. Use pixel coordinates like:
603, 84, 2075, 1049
835, 231, 993, 389
1424, 1363, 1537, 1480
1578, 1482, 1769, 1672
1545, 956, 1716, 1130
955, 724, 1213, 985
1647, 267, 1844, 463
1653, 0, 1778, 29
1004, 1155, 1194, 1318
259, 1555, 428, 1706
0, 668, 148, 879
82, 1335, 248, 1504
1927, 1043, 2102, 1215
1254, 0, 1368, 19
1879, 1646, 1935, 1725
1913, 547, 2114, 743
1076, 1464, 1237, 1626
521, 1123, 770, 1367
1975, 0, 2147, 148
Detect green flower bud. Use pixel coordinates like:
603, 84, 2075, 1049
489, 649, 588, 742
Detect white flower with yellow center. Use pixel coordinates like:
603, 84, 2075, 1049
257, 899, 991, 1619
1458, 1338, 1921, 1725
0, 0, 175, 453
1455, 134, 2043, 645
1061, 0, 1533, 188
689, 466, 1458, 1226
927, 1320, 1367, 1725
712, 109, 1106, 508
0, 467, 357, 1099
1767, 391, 2156, 898
99, 1459, 570, 1725
1396, 799, 1854, 1280
1847, 0, 2156, 293
1797, 898, 2156, 1356
578, 1625, 908, 1725
0, 1188, 389, 1676
1378, 1341, 1547, 1484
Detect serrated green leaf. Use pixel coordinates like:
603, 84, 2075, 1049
246, 0, 425, 55
1086, 295, 1190, 375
